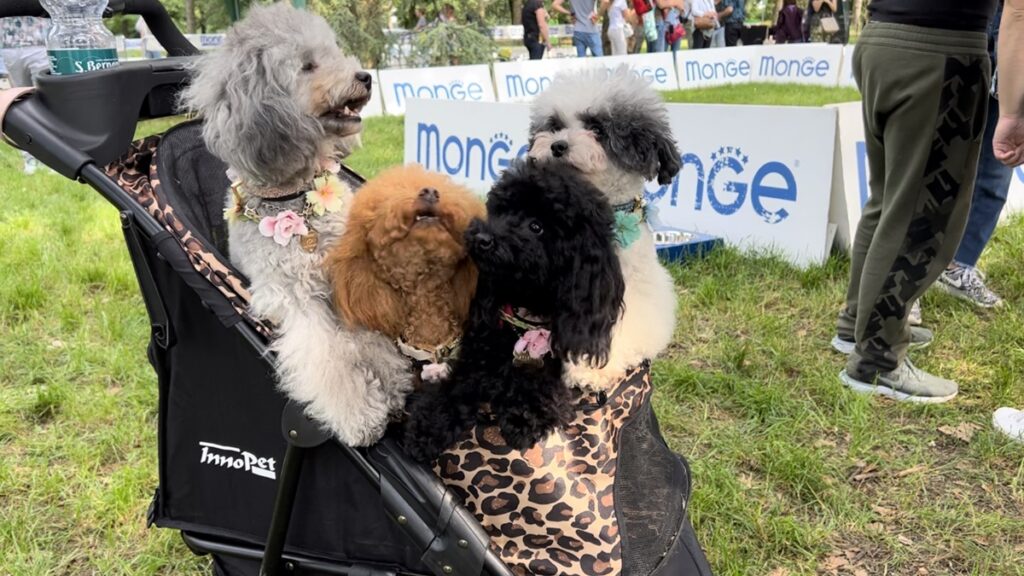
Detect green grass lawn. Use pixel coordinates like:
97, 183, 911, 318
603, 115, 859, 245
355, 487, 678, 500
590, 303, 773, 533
1, 86, 1023, 575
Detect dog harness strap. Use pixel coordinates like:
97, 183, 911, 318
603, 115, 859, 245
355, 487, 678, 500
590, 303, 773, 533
0, 87, 35, 149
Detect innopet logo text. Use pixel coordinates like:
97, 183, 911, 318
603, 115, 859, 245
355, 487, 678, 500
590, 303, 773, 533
646, 146, 798, 224
416, 123, 529, 181
393, 80, 486, 107
198, 441, 277, 480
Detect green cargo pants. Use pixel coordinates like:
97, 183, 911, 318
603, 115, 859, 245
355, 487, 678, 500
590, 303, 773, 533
837, 22, 990, 380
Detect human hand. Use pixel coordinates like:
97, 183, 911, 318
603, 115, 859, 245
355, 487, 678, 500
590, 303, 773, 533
993, 114, 1024, 167
590, 11, 599, 23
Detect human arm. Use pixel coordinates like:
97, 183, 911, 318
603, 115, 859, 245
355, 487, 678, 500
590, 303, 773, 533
551, 0, 573, 19
537, 7, 551, 45
995, 0, 1024, 166
717, 0, 732, 20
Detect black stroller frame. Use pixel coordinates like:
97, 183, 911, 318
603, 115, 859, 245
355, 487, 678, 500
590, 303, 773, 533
1, 2, 512, 575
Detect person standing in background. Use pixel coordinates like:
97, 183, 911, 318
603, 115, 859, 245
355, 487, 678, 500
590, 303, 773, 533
0, 16, 49, 174
773, 0, 804, 43
718, 0, 744, 46
135, 16, 161, 59
553, 0, 608, 56
689, 0, 718, 49
606, 0, 633, 55
522, 0, 552, 59
991, 0, 1024, 442
831, 0, 995, 403
934, 0, 1011, 309
806, 0, 838, 43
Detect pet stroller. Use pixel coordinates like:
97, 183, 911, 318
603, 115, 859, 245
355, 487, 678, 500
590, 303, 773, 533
0, 2, 712, 575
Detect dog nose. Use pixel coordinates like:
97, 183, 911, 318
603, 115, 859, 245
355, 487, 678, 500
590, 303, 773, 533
551, 140, 569, 157
418, 187, 439, 203
355, 71, 372, 89
473, 231, 494, 251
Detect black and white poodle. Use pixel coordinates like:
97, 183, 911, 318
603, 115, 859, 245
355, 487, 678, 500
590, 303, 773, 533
402, 159, 625, 462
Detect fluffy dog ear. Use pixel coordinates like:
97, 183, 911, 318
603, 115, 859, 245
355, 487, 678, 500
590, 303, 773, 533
183, 44, 323, 187
328, 234, 405, 338
550, 197, 625, 368
451, 259, 479, 328
655, 130, 682, 185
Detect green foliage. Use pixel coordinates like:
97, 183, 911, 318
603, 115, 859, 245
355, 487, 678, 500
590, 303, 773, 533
408, 23, 497, 66
316, 0, 393, 68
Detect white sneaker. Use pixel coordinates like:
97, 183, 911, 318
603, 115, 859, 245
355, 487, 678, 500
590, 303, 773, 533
937, 264, 1004, 308
23, 156, 39, 175
908, 300, 923, 326
993, 407, 1024, 443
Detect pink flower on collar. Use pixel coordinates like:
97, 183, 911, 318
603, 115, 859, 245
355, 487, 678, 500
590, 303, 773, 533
514, 328, 551, 360
258, 210, 309, 246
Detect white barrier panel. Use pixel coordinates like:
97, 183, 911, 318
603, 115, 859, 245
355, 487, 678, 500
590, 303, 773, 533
675, 43, 842, 89
491, 24, 574, 39
363, 69, 385, 117
828, 101, 864, 250
831, 100, 1024, 250
378, 65, 496, 115
405, 99, 837, 266
405, 99, 531, 193
493, 52, 679, 102
838, 44, 856, 88
675, 45, 760, 89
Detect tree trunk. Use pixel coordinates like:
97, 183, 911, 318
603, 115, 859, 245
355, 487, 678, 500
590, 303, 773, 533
852, 0, 862, 34
184, 0, 196, 33
511, 0, 523, 24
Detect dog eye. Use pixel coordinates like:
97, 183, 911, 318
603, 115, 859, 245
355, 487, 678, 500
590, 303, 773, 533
587, 121, 605, 138
529, 221, 543, 235
546, 117, 563, 132
301, 61, 318, 72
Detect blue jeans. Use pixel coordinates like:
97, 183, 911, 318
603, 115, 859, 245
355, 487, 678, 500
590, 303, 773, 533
573, 31, 603, 57
649, 20, 666, 52
954, 95, 1014, 267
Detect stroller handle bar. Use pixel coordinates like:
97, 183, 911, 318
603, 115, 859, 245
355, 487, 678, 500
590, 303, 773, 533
0, 0, 199, 58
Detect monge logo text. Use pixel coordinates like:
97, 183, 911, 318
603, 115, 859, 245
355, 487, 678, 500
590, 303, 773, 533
393, 80, 486, 108
758, 55, 832, 80
416, 123, 529, 181
505, 66, 671, 99
646, 146, 797, 224
683, 58, 751, 83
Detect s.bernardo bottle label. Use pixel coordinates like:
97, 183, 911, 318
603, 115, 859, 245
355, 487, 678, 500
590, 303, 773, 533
48, 48, 119, 75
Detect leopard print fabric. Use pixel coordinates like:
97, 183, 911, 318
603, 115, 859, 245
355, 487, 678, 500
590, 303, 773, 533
105, 136, 272, 337
436, 364, 652, 576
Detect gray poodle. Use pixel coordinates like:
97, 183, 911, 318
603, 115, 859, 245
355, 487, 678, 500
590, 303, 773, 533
180, 2, 412, 446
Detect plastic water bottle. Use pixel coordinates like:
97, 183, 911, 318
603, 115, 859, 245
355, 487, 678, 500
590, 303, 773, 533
39, 0, 119, 76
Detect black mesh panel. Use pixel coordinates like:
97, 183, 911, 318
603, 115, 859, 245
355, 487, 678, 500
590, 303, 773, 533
617, 401, 690, 576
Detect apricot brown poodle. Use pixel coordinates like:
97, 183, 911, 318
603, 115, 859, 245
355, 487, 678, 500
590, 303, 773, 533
328, 165, 485, 384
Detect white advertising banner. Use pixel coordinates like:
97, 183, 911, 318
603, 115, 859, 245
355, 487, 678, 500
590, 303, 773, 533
838, 44, 856, 88
363, 69, 385, 117
675, 43, 842, 90
378, 65, 496, 115
828, 101, 865, 250
675, 45, 760, 89
405, 99, 838, 266
831, 100, 1024, 251
493, 52, 679, 102
404, 99, 531, 194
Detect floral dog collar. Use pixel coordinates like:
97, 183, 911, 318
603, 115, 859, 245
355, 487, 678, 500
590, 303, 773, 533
396, 337, 461, 384
224, 161, 348, 252
499, 305, 552, 368
611, 196, 655, 249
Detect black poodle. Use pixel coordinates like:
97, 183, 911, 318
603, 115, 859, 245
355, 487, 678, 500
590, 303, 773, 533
402, 159, 626, 462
